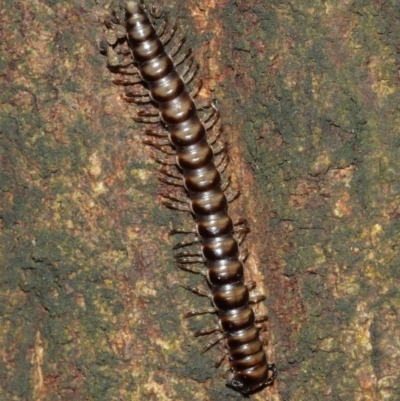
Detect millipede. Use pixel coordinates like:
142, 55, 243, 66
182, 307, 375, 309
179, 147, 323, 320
102, 0, 277, 394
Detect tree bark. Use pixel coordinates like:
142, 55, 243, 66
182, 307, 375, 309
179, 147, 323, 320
1, 0, 400, 400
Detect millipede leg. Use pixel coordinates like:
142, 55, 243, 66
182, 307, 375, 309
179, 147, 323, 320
255, 323, 266, 330
160, 21, 178, 44
175, 263, 206, 276
196, 98, 213, 110
160, 167, 181, 179
226, 190, 240, 203
176, 256, 205, 263
201, 103, 217, 122
255, 313, 268, 323
125, 87, 149, 97
170, 226, 196, 235
159, 176, 183, 187
215, 348, 229, 367
175, 249, 204, 263
134, 115, 161, 123
161, 192, 189, 204
214, 151, 226, 168
234, 219, 250, 246
212, 142, 227, 155
266, 364, 277, 385
181, 284, 211, 298
169, 36, 187, 58
172, 235, 201, 249
250, 293, 266, 303
124, 95, 152, 103
239, 248, 249, 262
216, 155, 229, 174
202, 104, 220, 128
143, 137, 170, 147
233, 217, 250, 230
235, 230, 248, 246
200, 333, 226, 354
112, 75, 142, 85
207, 124, 223, 145
134, 108, 160, 123
183, 62, 199, 84
145, 142, 176, 155
162, 193, 188, 204
163, 201, 191, 212
156, 17, 167, 37
174, 47, 192, 66
245, 280, 257, 291
140, 1, 161, 22
115, 63, 139, 74
155, 156, 176, 165
136, 109, 159, 117
189, 79, 202, 98
145, 129, 168, 139
115, 63, 140, 74
180, 56, 194, 78
159, 147, 176, 155
204, 112, 221, 130
194, 324, 220, 337
185, 307, 217, 318
175, 250, 203, 260
220, 175, 231, 191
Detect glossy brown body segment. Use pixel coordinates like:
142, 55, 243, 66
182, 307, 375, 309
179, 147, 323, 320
123, 1, 276, 394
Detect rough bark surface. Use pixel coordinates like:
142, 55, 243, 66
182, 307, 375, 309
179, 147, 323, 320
1, 0, 400, 400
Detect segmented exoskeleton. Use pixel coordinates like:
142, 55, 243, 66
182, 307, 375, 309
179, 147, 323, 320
103, 1, 276, 394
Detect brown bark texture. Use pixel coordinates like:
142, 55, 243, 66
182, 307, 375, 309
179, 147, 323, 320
1, 0, 400, 400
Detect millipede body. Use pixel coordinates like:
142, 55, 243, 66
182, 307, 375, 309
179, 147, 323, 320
106, 1, 276, 394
